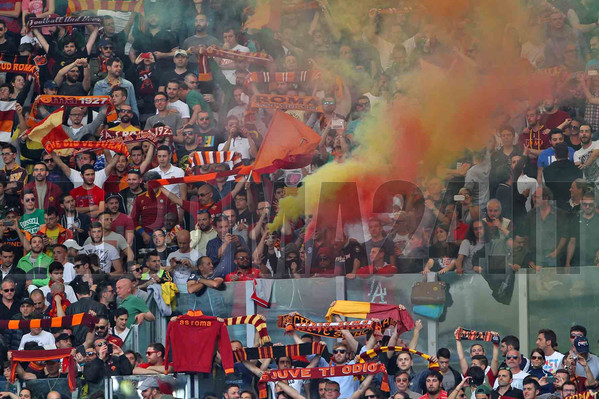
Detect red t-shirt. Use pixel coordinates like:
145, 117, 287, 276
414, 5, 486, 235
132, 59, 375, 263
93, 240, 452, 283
225, 268, 261, 282
518, 127, 551, 153
70, 185, 105, 209
356, 264, 398, 275
541, 110, 570, 129
111, 212, 134, 237
104, 172, 128, 194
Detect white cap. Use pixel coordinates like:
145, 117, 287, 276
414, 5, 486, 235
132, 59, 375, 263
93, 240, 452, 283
63, 239, 82, 251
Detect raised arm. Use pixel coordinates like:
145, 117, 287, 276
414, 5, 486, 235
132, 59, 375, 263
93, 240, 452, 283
51, 151, 72, 177
408, 319, 422, 349
349, 374, 374, 399
32, 28, 50, 53
491, 338, 500, 376
455, 330, 469, 375
85, 25, 100, 56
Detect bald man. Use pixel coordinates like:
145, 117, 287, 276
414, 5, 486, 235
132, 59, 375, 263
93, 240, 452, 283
116, 277, 155, 327
166, 230, 201, 292
47, 391, 61, 399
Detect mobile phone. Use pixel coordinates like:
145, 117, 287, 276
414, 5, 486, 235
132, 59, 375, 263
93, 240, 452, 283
454, 195, 465, 201
2, 220, 14, 226
546, 375, 555, 383
332, 119, 345, 129
589, 70, 598, 76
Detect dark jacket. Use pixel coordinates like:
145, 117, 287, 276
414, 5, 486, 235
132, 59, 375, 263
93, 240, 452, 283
65, 297, 109, 346
59, 211, 91, 246
2, 265, 27, 300
3, 312, 30, 350
83, 355, 133, 383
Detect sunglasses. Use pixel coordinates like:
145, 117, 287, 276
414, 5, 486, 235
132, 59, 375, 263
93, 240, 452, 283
118, 109, 133, 114
365, 396, 377, 399
95, 325, 107, 330
396, 378, 409, 382
3, 288, 14, 292
571, 334, 584, 339
42, 158, 54, 163
24, 198, 35, 202
332, 349, 346, 354
74, 263, 84, 269
86, 351, 95, 356
146, 350, 157, 355
1, 152, 12, 156
531, 356, 544, 360
198, 117, 210, 121
131, 267, 142, 272
506, 355, 519, 360
95, 342, 107, 347
183, 131, 195, 136
319, 256, 329, 261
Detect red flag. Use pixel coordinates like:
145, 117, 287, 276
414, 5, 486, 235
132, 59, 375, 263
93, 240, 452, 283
251, 110, 321, 175
0, 101, 16, 142
244, 0, 282, 31
27, 107, 69, 146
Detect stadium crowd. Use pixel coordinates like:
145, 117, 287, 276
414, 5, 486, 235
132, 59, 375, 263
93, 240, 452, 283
0, 0, 594, 397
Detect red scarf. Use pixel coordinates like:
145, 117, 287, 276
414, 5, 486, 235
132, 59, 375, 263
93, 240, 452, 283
10, 348, 77, 391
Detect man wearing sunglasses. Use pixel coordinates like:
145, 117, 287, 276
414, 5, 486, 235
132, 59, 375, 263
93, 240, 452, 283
83, 336, 133, 388
66, 280, 109, 346
494, 350, 529, 390
133, 342, 171, 375
0, 278, 19, 319
90, 37, 114, 85
225, 249, 260, 282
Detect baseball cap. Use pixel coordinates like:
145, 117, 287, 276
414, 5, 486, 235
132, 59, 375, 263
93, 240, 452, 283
20, 298, 33, 306
5, 207, 20, 216
98, 37, 113, 48
44, 80, 58, 89
56, 333, 74, 342
574, 336, 590, 354
105, 192, 122, 202
138, 377, 160, 391
475, 386, 491, 396
63, 239, 82, 251
174, 49, 188, 57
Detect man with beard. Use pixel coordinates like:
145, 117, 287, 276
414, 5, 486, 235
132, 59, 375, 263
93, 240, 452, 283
191, 210, 216, 255
206, 216, 249, 278
567, 191, 599, 267
164, 80, 190, 123
537, 129, 575, 183
55, 58, 91, 96
543, 142, 582, 210
104, 154, 131, 194
149, 145, 186, 201
418, 371, 447, 399
105, 193, 134, 246
541, 95, 571, 129
109, 104, 140, 133
90, 38, 115, 86
225, 249, 260, 281
81, 222, 122, 276
175, 125, 201, 169
218, 116, 257, 160
565, 118, 583, 150
33, 28, 100, 74
108, 87, 141, 127
93, 58, 139, 116
196, 111, 223, 151
62, 106, 108, 141
127, 146, 154, 175
59, 194, 91, 246
99, 15, 134, 62
132, 11, 178, 72
574, 124, 599, 185
182, 14, 219, 71
145, 92, 183, 132
23, 162, 62, 211
491, 369, 524, 399
119, 169, 145, 215
159, 50, 190, 91
187, 256, 223, 297
17, 234, 53, 288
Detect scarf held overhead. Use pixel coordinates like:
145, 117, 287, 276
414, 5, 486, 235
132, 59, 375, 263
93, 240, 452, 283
0, 313, 97, 330
325, 300, 414, 335
250, 94, 324, 112
454, 327, 500, 344
0, 55, 40, 82
244, 71, 321, 86
187, 151, 242, 172
258, 362, 387, 398
359, 346, 440, 371
205, 46, 274, 67
233, 342, 330, 363
45, 140, 130, 157
10, 348, 78, 391
28, 15, 103, 28
224, 314, 271, 345
277, 312, 396, 339
100, 126, 172, 145
29, 95, 117, 127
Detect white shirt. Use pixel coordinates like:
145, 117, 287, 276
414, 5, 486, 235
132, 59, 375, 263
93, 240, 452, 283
574, 141, 599, 183
517, 174, 538, 212
150, 164, 185, 198
63, 262, 76, 283
19, 330, 56, 349
494, 370, 529, 390
220, 44, 250, 84
218, 137, 251, 160
162, 100, 190, 119
544, 351, 565, 374
81, 242, 120, 273
69, 168, 108, 189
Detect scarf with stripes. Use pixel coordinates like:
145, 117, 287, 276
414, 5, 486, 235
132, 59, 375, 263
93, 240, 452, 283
224, 315, 271, 345
277, 313, 395, 339
233, 342, 330, 363
205, 47, 274, 67
10, 348, 77, 391
187, 151, 243, 173
0, 313, 97, 330
244, 71, 321, 86
28, 95, 117, 127
0, 54, 41, 83
359, 346, 440, 370
100, 126, 172, 145
28, 15, 103, 29
454, 327, 500, 343
45, 140, 130, 157
258, 362, 387, 398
